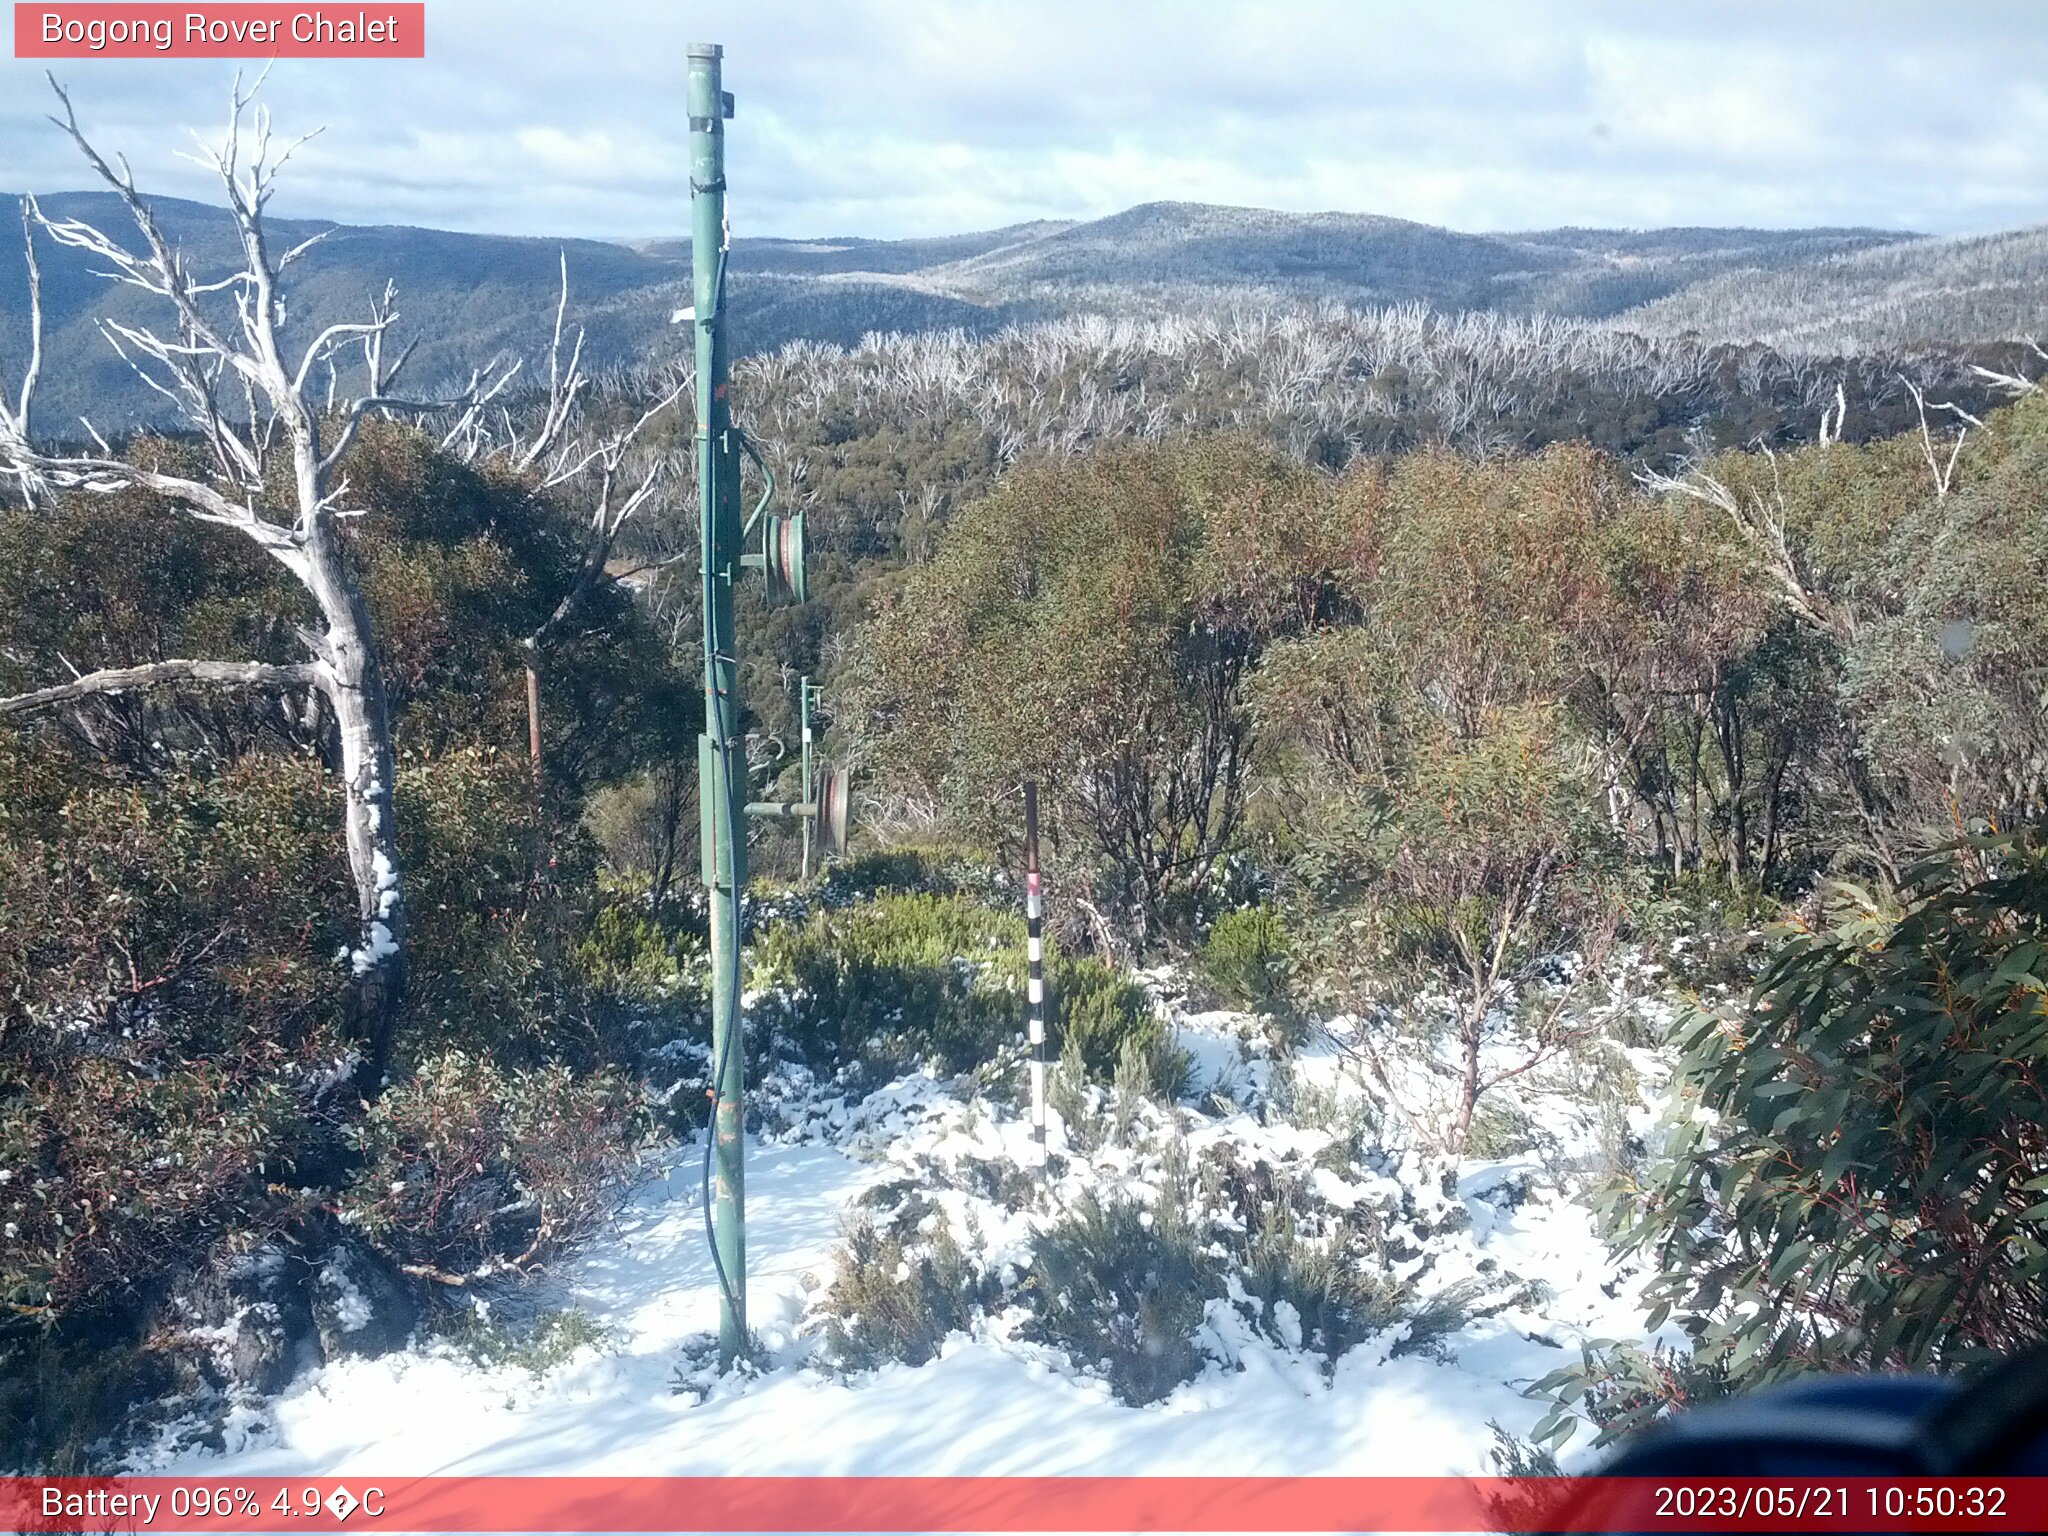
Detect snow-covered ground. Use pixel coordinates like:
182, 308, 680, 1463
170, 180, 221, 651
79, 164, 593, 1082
135, 968, 1685, 1479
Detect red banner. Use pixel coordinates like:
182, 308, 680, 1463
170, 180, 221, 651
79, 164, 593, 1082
4, 1476, 2048, 1533
13, 4, 425, 58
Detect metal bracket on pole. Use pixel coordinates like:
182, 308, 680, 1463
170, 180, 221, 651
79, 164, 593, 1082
744, 764, 850, 854
739, 431, 776, 541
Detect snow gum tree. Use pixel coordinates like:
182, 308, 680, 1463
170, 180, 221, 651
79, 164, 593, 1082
1250, 445, 1632, 1151
846, 435, 1352, 951
0, 79, 517, 1080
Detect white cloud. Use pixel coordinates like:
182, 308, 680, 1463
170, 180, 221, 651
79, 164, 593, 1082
0, 0, 2042, 239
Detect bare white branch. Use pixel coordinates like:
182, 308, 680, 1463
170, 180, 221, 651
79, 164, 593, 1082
1816, 381, 1846, 445
1639, 455, 1849, 640
0, 74, 433, 1065
1904, 377, 1969, 500
0, 657, 319, 718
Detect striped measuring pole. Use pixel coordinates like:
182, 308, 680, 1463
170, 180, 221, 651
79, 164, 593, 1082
1024, 780, 1048, 1161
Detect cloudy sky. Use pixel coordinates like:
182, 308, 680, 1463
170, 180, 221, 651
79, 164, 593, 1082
3, 0, 2045, 241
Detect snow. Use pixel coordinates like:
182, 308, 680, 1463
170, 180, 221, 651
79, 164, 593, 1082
132, 960, 1686, 1483
347, 921, 399, 977
338, 853, 405, 974
370, 850, 400, 918
1174, 1009, 1257, 1099
318, 1263, 375, 1335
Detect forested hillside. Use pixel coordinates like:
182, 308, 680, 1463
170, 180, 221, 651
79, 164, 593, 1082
0, 192, 687, 430
865, 203, 1910, 318
9, 193, 2044, 431
595, 309, 2023, 767
1624, 223, 2048, 353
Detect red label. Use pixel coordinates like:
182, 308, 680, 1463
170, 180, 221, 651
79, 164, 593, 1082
3, 1475, 2045, 1532
15, 4, 426, 57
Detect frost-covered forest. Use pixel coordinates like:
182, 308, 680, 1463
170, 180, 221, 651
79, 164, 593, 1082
2, 85, 2046, 1481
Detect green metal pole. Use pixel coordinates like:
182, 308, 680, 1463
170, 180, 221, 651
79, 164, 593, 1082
688, 41, 747, 1367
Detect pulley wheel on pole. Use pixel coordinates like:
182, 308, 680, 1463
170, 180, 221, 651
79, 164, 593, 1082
764, 511, 808, 605
815, 764, 851, 855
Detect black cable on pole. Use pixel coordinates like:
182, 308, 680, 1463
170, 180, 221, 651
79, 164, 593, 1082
699, 632, 745, 1341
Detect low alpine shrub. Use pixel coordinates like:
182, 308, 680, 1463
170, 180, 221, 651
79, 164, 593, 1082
1025, 1183, 1220, 1405
1201, 907, 1294, 1009
340, 1051, 650, 1279
817, 1210, 985, 1371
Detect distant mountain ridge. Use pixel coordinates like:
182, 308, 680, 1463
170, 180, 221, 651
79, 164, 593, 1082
624, 219, 1079, 276
0, 193, 2038, 429
868, 202, 1912, 317
1620, 222, 2048, 353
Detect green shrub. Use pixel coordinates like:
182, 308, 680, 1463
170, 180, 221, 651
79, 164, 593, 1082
0, 425, 698, 1462
1202, 907, 1294, 1009
1639, 829, 2048, 1372
818, 1212, 985, 1371
580, 766, 694, 899
751, 891, 1161, 1085
1025, 1183, 1220, 1405
1483, 1420, 1565, 1532
340, 1052, 650, 1278
395, 746, 598, 1063
569, 893, 708, 1010
1531, 1339, 1733, 1452
1265, 1062, 1378, 1167
0, 751, 342, 1327
1399, 1277, 1497, 1359
0, 1065, 308, 1323
1047, 1032, 1099, 1153
1542, 824, 2048, 1450
0, 749, 354, 1070
1053, 959, 1182, 1096
846, 438, 1337, 948
818, 844, 1005, 905
1463, 1099, 1541, 1161
0, 1326, 178, 1474
1633, 867, 1781, 943
751, 893, 1026, 1076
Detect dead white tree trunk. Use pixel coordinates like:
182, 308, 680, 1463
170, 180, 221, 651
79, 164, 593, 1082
1969, 339, 2047, 400
0, 76, 515, 1082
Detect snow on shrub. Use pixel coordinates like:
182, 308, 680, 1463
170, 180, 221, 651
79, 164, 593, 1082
1536, 824, 2048, 1450
817, 1205, 989, 1372
0, 1064, 307, 1321
1238, 1207, 1411, 1364
1024, 1182, 1220, 1405
1201, 907, 1294, 1009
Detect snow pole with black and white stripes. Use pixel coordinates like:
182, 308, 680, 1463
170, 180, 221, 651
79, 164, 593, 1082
1024, 780, 1048, 1161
